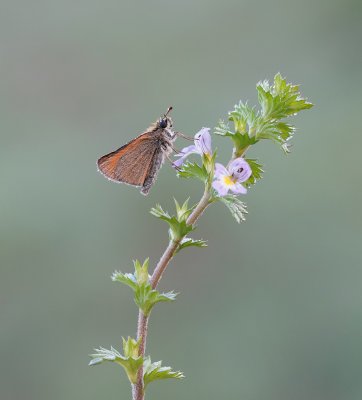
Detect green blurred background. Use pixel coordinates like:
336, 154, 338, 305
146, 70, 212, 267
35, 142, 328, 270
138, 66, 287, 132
1, 0, 361, 399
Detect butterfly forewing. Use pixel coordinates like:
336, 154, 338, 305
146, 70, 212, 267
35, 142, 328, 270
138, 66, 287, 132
97, 131, 162, 187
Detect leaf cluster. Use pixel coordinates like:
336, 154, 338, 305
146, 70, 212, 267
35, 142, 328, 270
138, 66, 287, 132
89, 338, 143, 384
215, 73, 313, 155
90, 338, 183, 386
112, 259, 176, 316
150, 200, 193, 241
151, 199, 207, 251
177, 152, 216, 190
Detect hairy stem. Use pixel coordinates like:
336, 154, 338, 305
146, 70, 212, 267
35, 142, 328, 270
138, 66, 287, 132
132, 188, 211, 400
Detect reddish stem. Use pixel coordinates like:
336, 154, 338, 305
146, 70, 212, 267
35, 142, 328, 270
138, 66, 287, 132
132, 189, 211, 400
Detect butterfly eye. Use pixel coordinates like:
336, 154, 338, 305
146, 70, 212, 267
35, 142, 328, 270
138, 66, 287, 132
159, 119, 168, 129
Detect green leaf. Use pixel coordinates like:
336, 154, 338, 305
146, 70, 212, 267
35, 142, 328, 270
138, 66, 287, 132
111, 271, 138, 291
89, 345, 143, 384
177, 161, 209, 182
228, 102, 260, 137
217, 74, 313, 153
276, 121, 295, 141
151, 201, 195, 241
215, 113, 259, 157
112, 259, 176, 315
112, 259, 150, 290
176, 237, 207, 253
122, 336, 140, 359
231, 132, 258, 157
134, 259, 150, 286
214, 119, 232, 136
89, 346, 122, 366
150, 204, 172, 223
134, 285, 177, 315
174, 198, 192, 221
257, 73, 313, 120
156, 291, 178, 302
219, 195, 248, 223
143, 357, 184, 387
244, 159, 264, 188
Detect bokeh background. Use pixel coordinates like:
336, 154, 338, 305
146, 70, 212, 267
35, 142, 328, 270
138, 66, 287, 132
1, 0, 361, 399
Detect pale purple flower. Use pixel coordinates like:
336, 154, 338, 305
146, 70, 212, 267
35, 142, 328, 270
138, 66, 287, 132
212, 158, 252, 196
173, 127, 212, 168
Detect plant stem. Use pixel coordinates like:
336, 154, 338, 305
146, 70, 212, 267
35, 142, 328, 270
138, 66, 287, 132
132, 188, 211, 400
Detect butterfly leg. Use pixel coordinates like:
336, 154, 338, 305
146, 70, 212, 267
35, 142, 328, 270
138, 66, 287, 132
169, 144, 181, 154
164, 152, 181, 171
175, 131, 194, 141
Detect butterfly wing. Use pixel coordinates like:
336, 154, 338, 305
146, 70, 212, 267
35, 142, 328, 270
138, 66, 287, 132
97, 132, 162, 188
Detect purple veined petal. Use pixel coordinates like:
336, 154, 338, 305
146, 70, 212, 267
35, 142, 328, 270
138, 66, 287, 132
174, 144, 197, 157
229, 157, 252, 182
194, 127, 212, 155
172, 144, 198, 168
212, 179, 229, 197
172, 156, 187, 168
214, 163, 229, 178
230, 182, 247, 195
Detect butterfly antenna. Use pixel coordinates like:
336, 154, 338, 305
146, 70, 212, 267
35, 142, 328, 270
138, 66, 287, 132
164, 106, 173, 118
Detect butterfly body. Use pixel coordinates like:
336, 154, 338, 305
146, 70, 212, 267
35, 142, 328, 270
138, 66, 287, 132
97, 109, 176, 195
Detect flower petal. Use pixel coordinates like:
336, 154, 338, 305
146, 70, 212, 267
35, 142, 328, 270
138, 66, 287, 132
229, 157, 252, 182
175, 145, 197, 157
194, 127, 212, 155
212, 179, 229, 196
214, 163, 229, 178
172, 157, 187, 168
172, 145, 198, 168
230, 182, 247, 195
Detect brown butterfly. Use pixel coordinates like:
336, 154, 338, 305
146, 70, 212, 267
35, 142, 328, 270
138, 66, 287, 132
97, 107, 180, 195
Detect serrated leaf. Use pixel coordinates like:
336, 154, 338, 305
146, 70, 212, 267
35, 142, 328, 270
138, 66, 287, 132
244, 159, 264, 188
218, 74, 313, 153
143, 357, 184, 387
176, 237, 208, 253
88, 357, 104, 366
89, 345, 143, 384
220, 195, 248, 223
134, 285, 154, 315
158, 291, 178, 301
214, 119, 231, 136
150, 204, 172, 222
215, 111, 259, 157
122, 337, 140, 359
170, 219, 194, 241
112, 258, 150, 290
112, 259, 175, 315
151, 201, 194, 241
257, 73, 313, 120
134, 259, 150, 286
174, 198, 192, 221
232, 133, 258, 157
229, 102, 260, 136
177, 161, 209, 182
276, 122, 295, 141
135, 285, 177, 315
111, 271, 138, 290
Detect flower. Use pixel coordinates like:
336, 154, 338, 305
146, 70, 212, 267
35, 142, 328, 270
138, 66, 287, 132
212, 157, 252, 196
173, 127, 212, 168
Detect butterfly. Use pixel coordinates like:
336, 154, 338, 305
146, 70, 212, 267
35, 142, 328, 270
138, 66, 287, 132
97, 107, 180, 195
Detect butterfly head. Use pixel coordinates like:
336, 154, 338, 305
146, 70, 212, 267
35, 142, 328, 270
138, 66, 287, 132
158, 106, 173, 129
158, 117, 172, 129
